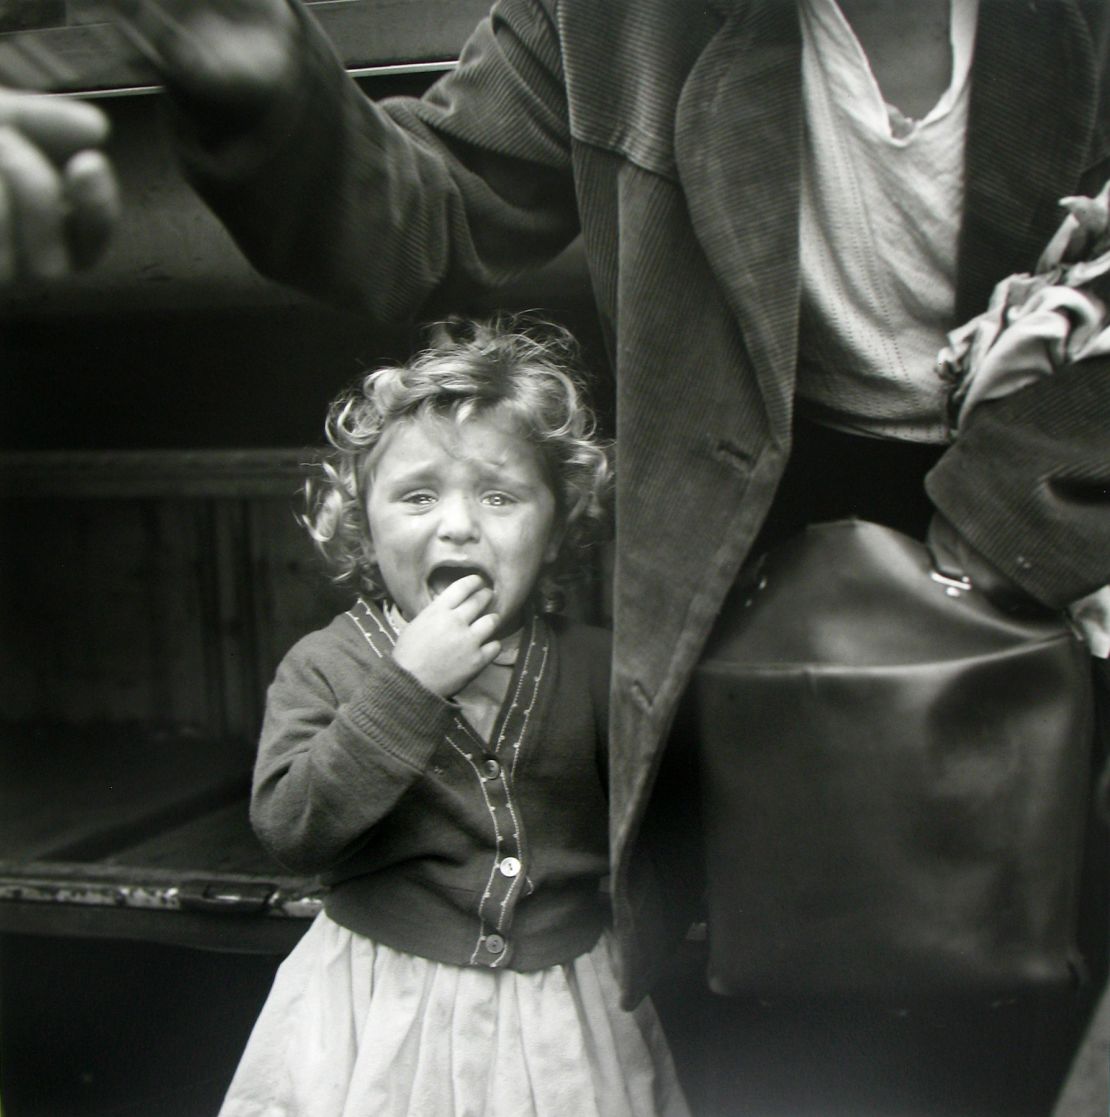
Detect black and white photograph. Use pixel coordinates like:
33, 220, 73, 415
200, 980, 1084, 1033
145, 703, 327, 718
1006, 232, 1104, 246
0, 1, 1107, 1115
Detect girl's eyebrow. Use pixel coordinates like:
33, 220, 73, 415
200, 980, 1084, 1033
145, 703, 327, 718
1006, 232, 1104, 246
373, 457, 440, 482
474, 456, 522, 475
474, 463, 546, 490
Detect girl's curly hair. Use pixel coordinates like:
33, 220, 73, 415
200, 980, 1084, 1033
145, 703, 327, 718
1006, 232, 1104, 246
302, 315, 612, 605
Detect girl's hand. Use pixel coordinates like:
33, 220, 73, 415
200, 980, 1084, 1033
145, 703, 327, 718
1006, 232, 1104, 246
392, 575, 502, 697
0, 90, 120, 281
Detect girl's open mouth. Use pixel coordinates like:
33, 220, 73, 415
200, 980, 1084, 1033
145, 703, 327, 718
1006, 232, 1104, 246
427, 563, 491, 599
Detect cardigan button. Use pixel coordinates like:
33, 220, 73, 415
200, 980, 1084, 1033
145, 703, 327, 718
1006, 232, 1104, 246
481, 756, 502, 779
484, 933, 506, 955
499, 856, 521, 878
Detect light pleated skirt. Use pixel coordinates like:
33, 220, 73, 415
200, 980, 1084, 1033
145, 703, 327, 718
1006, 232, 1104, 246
219, 913, 691, 1117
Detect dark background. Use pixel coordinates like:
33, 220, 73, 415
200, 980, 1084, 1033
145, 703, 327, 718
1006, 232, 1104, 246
0, 7, 607, 1115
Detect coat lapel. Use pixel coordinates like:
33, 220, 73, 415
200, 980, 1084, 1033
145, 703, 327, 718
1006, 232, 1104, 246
957, 0, 1098, 321
674, 0, 803, 441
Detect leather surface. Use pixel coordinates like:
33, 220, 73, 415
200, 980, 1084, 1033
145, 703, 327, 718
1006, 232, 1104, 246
696, 520, 1094, 999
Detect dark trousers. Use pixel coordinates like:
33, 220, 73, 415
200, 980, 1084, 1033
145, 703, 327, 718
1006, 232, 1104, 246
751, 417, 945, 552
653, 419, 1108, 1117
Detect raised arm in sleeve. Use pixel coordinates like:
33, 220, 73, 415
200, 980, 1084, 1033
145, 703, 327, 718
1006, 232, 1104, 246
173, 0, 579, 318
926, 353, 1110, 608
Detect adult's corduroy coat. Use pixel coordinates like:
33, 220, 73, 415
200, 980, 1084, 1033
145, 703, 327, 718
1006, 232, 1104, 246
179, 0, 1110, 1005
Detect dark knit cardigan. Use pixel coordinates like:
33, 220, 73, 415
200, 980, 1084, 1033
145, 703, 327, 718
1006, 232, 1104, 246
251, 599, 612, 972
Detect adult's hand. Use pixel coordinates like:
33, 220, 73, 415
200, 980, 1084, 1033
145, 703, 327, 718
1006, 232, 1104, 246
926, 511, 1049, 615
0, 89, 119, 281
107, 0, 298, 117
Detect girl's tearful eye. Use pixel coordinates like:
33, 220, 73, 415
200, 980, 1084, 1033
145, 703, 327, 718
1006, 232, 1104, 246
482, 491, 517, 507
402, 490, 437, 507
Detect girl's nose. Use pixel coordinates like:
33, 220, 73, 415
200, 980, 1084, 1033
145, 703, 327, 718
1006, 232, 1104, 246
436, 493, 480, 542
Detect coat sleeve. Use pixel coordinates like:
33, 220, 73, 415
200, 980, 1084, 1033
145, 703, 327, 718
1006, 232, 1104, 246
172, 0, 579, 319
925, 353, 1110, 609
250, 636, 457, 874
925, 7, 1110, 609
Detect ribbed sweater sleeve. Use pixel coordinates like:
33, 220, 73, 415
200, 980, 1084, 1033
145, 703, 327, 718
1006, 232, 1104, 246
250, 623, 456, 874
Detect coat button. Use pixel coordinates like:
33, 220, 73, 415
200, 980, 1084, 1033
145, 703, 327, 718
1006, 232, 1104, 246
499, 856, 521, 878
481, 757, 501, 779
484, 933, 506, 955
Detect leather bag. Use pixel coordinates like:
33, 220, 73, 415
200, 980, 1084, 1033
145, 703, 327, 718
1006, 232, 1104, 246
695, 519, 1094, 1000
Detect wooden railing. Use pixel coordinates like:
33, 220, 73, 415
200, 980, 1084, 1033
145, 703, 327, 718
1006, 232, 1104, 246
0, 447, 346, 744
